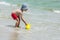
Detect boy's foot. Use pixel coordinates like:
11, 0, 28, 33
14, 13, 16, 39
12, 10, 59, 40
17, 26, 20, 28
15, 26, 21, 28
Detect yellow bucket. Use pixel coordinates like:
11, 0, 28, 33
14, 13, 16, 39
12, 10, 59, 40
25, 24, 31, 30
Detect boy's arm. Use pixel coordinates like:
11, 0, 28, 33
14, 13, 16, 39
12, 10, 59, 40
21, 15, 27, 25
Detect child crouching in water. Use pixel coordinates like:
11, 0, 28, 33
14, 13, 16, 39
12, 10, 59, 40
11, 4, 28, 28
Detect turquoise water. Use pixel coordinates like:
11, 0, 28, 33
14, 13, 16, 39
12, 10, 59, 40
1, 0, 60, 9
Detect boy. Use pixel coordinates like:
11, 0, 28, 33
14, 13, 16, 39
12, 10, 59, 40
11, 4, 28, 28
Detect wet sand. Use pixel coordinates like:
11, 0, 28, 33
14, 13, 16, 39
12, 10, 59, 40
0, 18, 60, 40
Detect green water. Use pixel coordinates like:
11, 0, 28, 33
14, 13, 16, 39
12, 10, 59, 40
1, 0, 60, 10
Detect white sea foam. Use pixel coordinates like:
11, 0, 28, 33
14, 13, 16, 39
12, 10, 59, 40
53, 10, 60, 13
0, 2, 10, 6
0, 1, 17, 6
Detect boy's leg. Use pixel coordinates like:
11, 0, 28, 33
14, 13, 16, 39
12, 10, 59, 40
15, 18, 20, 27
11, 13, 20, 27
17, 17, 20, 27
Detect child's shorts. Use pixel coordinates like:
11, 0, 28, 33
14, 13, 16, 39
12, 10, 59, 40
11, 13, 18, 20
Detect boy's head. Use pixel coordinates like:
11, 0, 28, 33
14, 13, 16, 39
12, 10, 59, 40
21, 3, 28, 11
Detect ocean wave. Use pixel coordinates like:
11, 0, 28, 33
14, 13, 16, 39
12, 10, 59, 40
41, 7, 60, 13
53, 10, 60, 13
0, 1, 17, 6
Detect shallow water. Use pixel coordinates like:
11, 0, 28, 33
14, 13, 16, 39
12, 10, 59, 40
0, 14, 60, 40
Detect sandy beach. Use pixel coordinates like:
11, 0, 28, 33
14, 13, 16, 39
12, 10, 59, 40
0, 18, 60, 40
